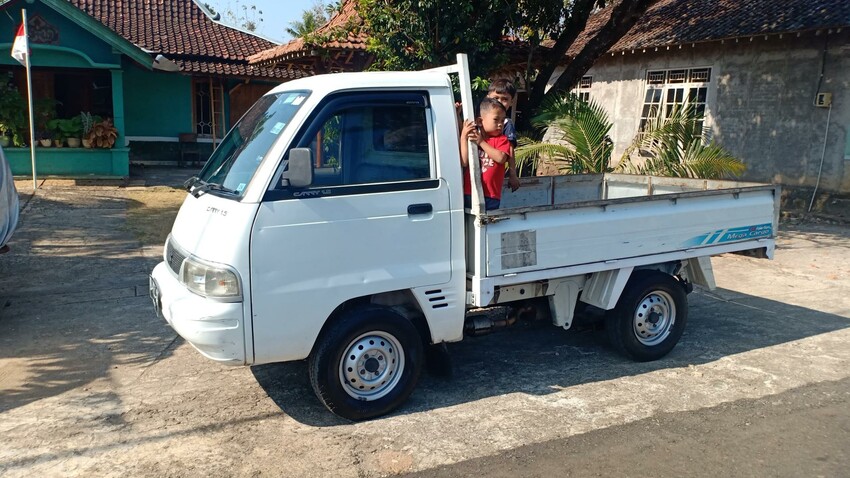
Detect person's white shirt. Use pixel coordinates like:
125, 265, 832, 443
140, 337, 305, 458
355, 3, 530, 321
0, 145, 19, 252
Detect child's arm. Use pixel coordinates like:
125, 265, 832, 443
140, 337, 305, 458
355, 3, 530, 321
459, 120, 476, 167
476, 138, 509, 164
503, 119, 520, 192
507, 147, 520, 192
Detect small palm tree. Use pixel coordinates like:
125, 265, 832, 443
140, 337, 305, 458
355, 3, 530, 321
515, 93, 613, 176
286, 1, 330, 38
617, 104, 745, 179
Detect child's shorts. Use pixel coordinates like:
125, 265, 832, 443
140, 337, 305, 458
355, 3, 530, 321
463, 195, 500, 210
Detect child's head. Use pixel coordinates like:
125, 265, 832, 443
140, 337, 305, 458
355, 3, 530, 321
487, 79, 517, 112
477, 98, 507, 137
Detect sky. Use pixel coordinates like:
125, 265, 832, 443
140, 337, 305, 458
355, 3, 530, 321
203, 0, 319, 44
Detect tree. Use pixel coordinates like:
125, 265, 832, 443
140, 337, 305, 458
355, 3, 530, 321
616, 105, 745, 179
357, 0, 512, 74
523, 0, 657, 123
515, 93, 613, 175
286, 1, 332, 38
356, 0, 658, 126
204, 1, 263, 32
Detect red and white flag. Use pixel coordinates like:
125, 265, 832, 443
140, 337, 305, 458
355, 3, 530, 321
11, 23, 28, 66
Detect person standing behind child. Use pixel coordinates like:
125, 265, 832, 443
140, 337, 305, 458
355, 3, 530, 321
460, 97, 512, 210
487, 79, 520, 192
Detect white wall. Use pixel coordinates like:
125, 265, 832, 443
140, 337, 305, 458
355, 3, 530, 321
568, 32, 850, 191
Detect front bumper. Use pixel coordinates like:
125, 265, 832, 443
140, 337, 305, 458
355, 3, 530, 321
150, 262, 246, 365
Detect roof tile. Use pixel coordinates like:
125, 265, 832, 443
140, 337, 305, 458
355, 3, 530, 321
570, 0, 850, 56
248, 0, 366, 65
67, 0, 301, 79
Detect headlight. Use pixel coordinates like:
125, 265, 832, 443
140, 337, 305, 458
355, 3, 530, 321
180, 257, 241, 300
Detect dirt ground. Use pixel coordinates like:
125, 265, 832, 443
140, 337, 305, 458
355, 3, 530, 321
0, 174, 848, 477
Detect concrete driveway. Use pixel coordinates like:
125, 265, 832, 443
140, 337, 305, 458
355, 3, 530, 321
1, 178, 848, 477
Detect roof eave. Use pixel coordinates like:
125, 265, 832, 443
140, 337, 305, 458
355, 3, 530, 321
42, 0, 154, 69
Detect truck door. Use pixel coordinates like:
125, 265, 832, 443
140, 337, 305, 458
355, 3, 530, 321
250, 91, 453, 364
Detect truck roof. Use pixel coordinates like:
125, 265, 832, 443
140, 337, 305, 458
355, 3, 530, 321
268, 70, 451, 96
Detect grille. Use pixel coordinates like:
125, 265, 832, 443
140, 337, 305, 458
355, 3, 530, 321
689, 68, 711, 82
166, 239, 186, 275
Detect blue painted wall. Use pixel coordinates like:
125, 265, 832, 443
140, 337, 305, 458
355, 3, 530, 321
123, 62, 194, 137
0, 2, 119, 67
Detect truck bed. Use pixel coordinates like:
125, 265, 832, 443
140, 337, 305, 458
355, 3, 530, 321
465, 174, 779, 304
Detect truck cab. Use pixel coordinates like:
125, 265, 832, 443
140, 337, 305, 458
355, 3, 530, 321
151, 68, 469, 419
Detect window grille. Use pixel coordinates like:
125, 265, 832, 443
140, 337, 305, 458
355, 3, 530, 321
646, 71, 666, 84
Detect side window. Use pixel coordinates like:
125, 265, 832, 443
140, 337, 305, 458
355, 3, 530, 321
296, 96, 432, 188
311, 113, 344, 186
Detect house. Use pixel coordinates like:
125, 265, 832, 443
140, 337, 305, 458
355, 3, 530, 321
0, 0, 305, 177
248, 0, 371, 74
563, 0, 850, 192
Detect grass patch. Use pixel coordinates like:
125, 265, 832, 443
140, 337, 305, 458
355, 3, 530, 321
124, 186, 187, 246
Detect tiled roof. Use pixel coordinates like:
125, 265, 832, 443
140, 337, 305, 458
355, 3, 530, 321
67, 0, 303, 80
249, 0, 366, 66
569, 0, 850, 56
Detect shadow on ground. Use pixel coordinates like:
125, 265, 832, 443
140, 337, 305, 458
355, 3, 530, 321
0, 190, 176, 413
252, 288, 850, 426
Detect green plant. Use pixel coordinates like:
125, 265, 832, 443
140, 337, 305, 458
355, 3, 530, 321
616, 104, 745, 179
33, 98, 57, 130
515, 93, 613, 176
46, 117, 84, 141
80, 112, 95, 136
0, 82, 28, 146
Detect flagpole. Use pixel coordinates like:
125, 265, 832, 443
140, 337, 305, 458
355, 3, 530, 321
22, 9, 37, 190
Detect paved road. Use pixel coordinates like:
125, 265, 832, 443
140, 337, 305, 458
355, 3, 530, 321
404, 377, 850, 478
0, 179, 848, 477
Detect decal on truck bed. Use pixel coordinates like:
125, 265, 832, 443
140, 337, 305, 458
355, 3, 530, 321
685, 223, 773, 247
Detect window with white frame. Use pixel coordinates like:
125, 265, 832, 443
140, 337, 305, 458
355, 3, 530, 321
573, 75, 592, 102
640, 67, 711, 137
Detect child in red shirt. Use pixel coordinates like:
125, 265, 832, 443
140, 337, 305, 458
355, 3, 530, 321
460, 97, 512, 210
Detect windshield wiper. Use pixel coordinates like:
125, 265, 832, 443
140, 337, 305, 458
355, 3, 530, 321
190, 181, 238, 198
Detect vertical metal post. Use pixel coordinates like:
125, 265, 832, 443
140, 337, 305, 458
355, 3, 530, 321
456, 54, 488, 295
22, 10, 37, 189
456, 54, 485, 215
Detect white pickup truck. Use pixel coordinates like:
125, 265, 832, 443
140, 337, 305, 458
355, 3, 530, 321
149, 55, 779, 420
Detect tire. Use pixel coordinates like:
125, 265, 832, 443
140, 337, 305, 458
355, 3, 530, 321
606, 270, 688, 362
308, 306, 423, 421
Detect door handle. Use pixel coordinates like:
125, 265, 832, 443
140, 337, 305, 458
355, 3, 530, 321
407, 203, 433, 215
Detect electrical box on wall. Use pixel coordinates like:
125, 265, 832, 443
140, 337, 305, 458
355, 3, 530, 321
815, 92, 832, 107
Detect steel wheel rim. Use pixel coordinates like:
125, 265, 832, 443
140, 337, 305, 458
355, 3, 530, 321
339, 331, 404, 401
633, 290, 676, 346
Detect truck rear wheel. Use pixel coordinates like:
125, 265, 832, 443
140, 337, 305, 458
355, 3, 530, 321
606, 271, 688, 362
308, 306, 423, 421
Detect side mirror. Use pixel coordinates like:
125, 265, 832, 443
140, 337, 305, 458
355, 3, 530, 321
282, 148, 313, 188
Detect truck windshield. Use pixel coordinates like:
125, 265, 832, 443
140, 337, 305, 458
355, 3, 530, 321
194, 91, 310, 198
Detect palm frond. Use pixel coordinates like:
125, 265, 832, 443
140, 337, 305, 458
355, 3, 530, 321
617, 104, 744, 179
520, 93, 613, 175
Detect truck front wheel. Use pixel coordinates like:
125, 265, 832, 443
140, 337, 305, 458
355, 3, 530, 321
308, 306, 423, 421
606, 271, 688, 362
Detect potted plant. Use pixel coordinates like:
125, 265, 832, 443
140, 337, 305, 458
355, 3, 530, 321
37, 129, 52, 147
64, 116, 83, 147
80, 112, 94, 148
47, 118, 65, 147
86, 118, 118, 149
